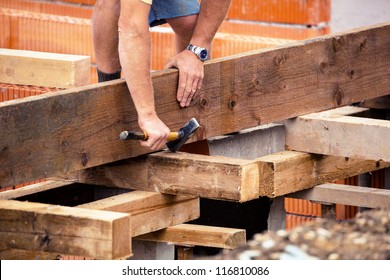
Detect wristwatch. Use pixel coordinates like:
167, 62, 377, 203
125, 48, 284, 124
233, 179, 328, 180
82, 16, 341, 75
186, 44, 209, 61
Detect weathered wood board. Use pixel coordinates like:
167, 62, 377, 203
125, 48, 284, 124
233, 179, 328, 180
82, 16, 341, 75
69, 151, 260, 202
0, 48, 91, 88
0, 199, 131, 259
1, 22, 390, 187
79, 191, 200, 237
136, 224, 246, 249
257, 150, 390, 197
285, 106, 390, 161
287, 183, 390, 208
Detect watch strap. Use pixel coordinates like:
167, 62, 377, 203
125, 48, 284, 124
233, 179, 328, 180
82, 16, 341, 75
186, 44, 208, 61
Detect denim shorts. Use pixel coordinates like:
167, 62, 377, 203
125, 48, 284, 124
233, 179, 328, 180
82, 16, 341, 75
148, 0, 200, 27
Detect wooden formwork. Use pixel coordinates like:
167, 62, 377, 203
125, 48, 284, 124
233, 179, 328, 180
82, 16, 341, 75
1, 22, 390, 259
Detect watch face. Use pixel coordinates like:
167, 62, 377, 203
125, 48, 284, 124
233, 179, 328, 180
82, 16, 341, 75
199, 49, 208, 60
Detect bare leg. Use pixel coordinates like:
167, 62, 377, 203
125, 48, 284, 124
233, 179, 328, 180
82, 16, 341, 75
167, 14, 213, 58
166, 15, 198, 53
92, 0, 121, 75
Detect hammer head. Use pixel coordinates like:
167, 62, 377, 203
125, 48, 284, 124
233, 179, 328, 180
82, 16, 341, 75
166, 118, 200, 152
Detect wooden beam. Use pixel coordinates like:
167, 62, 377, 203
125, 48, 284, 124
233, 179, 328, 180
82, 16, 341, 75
68, 151, 260, 202
0, 248, 59, 260
285, 106, 390, 161
78, 191, 200, 237
0, 199, 131, 259
1, 22, 390, 187
0, 180, 73, 200
136, 224, 246, 249
0, 48, 91, 88
287, 183, 390, 208
257, 150, 390, 197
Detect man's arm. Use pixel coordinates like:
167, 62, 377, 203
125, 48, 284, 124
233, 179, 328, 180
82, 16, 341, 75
165, 0, 232, 107
191, 0, 232, 50
118, 0, 169, 151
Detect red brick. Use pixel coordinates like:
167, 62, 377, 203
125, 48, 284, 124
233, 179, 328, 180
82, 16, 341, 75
0, 0, 93, 18
227, 0, 331, 25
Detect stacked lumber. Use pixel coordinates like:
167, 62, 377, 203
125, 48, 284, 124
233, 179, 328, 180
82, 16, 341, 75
0, 180, 201, 259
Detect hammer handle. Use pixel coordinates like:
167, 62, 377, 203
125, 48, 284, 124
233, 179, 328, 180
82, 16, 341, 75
120, 131, 180, 141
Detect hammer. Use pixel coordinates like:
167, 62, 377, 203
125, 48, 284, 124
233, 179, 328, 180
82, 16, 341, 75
119, 117, 200, 152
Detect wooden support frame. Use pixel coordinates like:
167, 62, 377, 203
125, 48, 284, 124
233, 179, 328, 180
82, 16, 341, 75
0, 180, 200, 259
0, 48, 91, 88
285, 106, 390, 161
0, 180, 200, 238
2, 22, 390, 187
68, 149, 390, 200
0, 199, 131, 259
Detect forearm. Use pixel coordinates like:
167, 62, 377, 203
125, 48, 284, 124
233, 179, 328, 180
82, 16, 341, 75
190, 0, 232, 48
118, 7, 156, 119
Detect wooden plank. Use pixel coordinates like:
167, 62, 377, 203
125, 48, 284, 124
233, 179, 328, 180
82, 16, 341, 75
0, 180, 73, 200
78, 191, 200, 237
1, 22, 390, 187
0, 48, 91, 88
287, 183, 390, 208
257, 150, 390, 197
136, 224, 246, 249
68, 151, 260, 202
0, 248, 59, 260
285, 106, 390, 161
0, 199, 131, 259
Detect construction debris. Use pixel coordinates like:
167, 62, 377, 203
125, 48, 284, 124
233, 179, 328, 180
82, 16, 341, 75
215, 209, 390, 260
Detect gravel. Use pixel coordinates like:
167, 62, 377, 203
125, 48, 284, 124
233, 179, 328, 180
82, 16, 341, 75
215, 209, 390, 260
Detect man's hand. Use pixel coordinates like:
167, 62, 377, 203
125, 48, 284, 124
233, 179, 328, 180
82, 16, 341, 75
165, 50, 204, 108
138, 114, 170, 151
